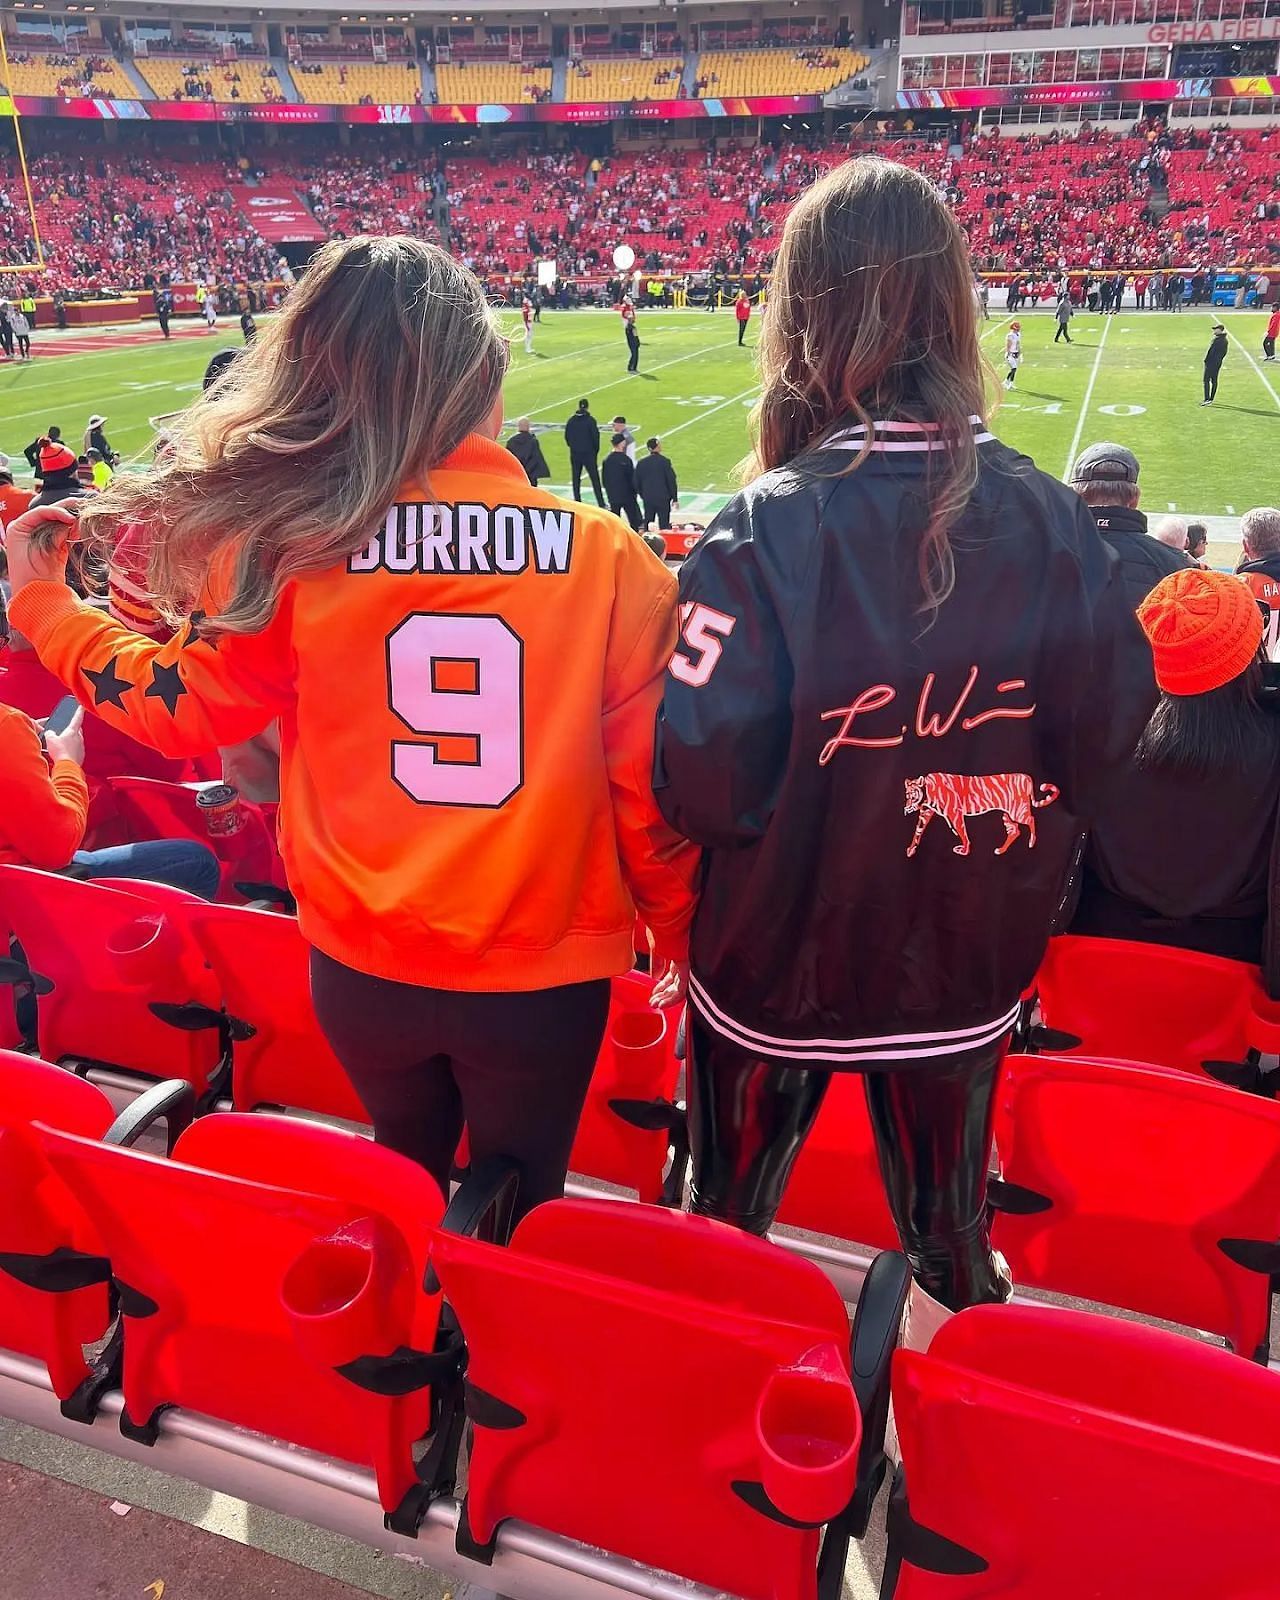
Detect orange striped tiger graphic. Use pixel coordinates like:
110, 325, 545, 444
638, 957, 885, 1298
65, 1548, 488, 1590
904, 772, 1060, 859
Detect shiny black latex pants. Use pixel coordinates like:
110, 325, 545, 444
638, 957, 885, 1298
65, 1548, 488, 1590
687, 1015, 1008, 1310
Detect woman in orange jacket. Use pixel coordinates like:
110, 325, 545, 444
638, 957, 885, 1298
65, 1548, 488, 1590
7, 235, 697, 1219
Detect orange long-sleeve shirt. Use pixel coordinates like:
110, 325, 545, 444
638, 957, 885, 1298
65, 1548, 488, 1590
10, 435, 698, 990
0, 701, 89, 870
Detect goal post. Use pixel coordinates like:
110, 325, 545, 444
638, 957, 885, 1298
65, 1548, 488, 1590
0, 28, 46, 274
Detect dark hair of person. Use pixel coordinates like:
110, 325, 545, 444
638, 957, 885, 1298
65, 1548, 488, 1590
1135, 657, 1277, 780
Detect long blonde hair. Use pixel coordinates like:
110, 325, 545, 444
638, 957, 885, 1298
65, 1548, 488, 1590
80, 235, 508, 635
751, 157, 990, 609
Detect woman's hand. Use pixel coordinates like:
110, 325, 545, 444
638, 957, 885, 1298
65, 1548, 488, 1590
649, 958, 689, 1010
44, 706, 86, 768
3, 501, 81, 594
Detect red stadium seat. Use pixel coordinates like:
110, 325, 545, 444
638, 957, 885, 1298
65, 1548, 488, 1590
0, 1053, 115, 1404
0, 866, 225, 1095
37, 1113, 450, 1516
775, 1074, 900, 1252
1032, 934, 1280, 1086
991, 1053, 1280, 1359
180, 902, 367, 1123
567, 972, 684, 1202
885, 1302, 1280, 1598
431, 1198, 861, 1600
106, 776, 288, 904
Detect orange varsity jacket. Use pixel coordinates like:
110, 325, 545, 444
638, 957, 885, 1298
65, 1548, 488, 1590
10, 435, 698, 990
0, 701, 89, 870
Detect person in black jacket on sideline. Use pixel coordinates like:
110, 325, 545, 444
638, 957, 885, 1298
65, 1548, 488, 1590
505, 417, 550, 486
635, 436, 678, 531
657, 157, 1156, 1326
1202, 320, 1228, 405
602, 434, 642, 531
1071, 568, 1280, 980
24, 425, 63, 482
1069, 442, 1187, 610
564, 398, 605, 507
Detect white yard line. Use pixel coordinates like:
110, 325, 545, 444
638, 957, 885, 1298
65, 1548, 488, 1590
660, 384, 760, 441
979, 314, 1013, 341
1215, 314, 1280, 413
1061, 314, 1113, 481
518, 341, 733, 423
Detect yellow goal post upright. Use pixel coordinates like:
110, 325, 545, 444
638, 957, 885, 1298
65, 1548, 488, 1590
0, 26, 47, 274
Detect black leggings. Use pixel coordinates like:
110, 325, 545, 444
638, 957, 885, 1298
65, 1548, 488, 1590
1204, 366, 1221, 402
310, 949, 610, 1224
687, 1016, 1008, 1310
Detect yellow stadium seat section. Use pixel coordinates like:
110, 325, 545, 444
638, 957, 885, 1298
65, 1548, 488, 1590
290, 60, 425, 105
563, 56, 684, 103
694, 47, 868, 98
136, 58, 286, 103
434, 61, 552, 104
3, 51, 141, 100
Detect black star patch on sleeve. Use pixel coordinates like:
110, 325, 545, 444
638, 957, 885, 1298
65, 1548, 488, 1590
182, 609, 219, 651
144, 660, 188, 717
83, 656, 132, 710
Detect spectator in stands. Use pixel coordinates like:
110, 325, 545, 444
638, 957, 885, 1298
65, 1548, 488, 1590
0, 602, 219, 898
506, 416, 549, 486
603, 434, 643, 532
1152, 514, 1191, 557
1071, 568, 1279, 975
31, 439, 87, 512
1187, 521, 1209, 568
1069, 442, 1187, 609
659, 157, 1156, 1332
564, 398, 605, 508
5, 235, 695, 1226
1237, 507, 1280, 665
0, 460, 32, 529
635, 437, 678, 533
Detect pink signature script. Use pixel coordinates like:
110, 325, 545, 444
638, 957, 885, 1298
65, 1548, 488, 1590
819, 666, 1036, 766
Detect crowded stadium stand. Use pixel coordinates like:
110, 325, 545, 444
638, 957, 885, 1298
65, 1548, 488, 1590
563, 54, 686, 101
432, 58, 553, 103
693, 45, 869, 96
1, 124, 1276, 291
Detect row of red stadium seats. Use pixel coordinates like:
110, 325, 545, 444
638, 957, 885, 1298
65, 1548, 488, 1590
4, 857, 1280, 1360
4, 1032, 1280, 1599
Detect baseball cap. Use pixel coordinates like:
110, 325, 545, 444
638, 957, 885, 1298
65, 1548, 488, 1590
1138, 568, 1263, 696
1069, 441, 1140, 486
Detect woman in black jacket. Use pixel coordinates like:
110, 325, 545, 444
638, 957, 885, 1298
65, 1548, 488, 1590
657, 158, 1156, 1317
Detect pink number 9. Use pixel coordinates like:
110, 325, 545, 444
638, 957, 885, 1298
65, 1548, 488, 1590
387, 613, 524, 808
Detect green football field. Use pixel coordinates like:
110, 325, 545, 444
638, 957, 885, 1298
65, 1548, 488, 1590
2, 307, 1276, 564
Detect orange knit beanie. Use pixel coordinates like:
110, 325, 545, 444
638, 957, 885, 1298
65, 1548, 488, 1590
1137, 568, 1263, 696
